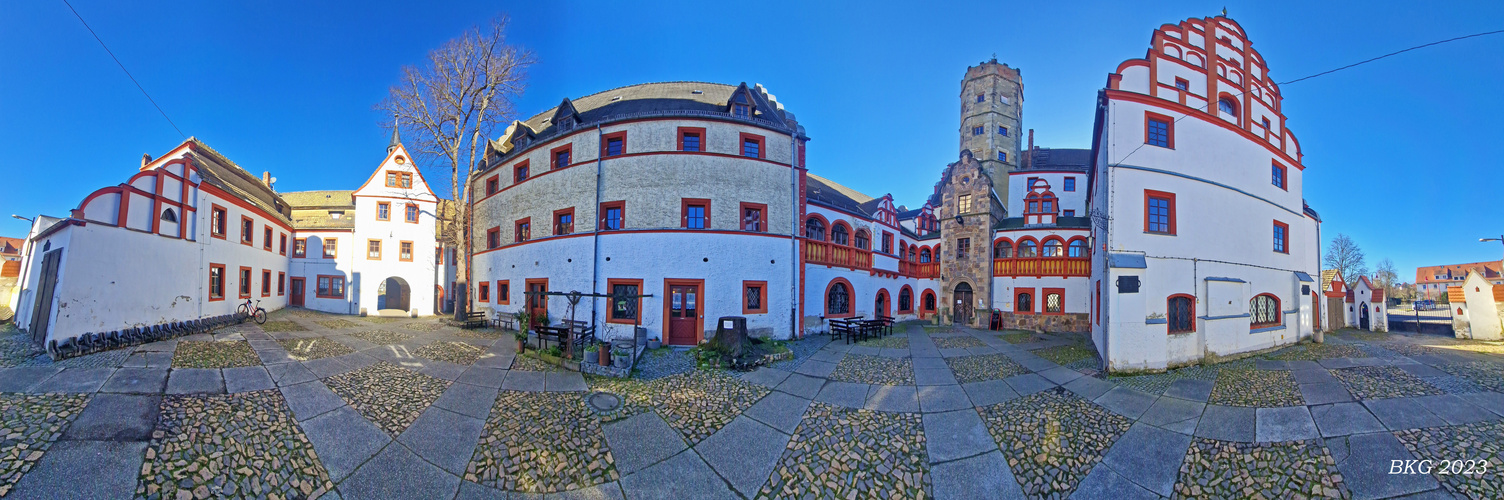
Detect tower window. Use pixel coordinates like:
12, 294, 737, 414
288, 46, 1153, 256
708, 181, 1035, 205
972, 126, 984, 136
1271, 162, 1286, 189
997, 151, 1007, 162
998, 126, 1008, 136
975, 93, 984, 103
1174, 78, 1189, 91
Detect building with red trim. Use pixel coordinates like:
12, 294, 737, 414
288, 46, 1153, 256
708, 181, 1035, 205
1087, 15, 1323, 372
1416, 260, 1503, 300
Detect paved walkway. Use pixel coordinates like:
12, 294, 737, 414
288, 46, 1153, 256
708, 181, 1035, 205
0, 313, 1501, 499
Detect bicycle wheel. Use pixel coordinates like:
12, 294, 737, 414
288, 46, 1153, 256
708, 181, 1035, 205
236, 303, 249, 316
253, 308, 267, 324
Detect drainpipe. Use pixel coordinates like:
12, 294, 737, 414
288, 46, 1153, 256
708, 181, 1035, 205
592, 123, 603, 331
1314, 218, 1323, 343
790, 130, 801, 339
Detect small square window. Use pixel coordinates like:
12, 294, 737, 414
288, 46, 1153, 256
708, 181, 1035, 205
975, 93, 984, 103
742, 138, 760, 158
514, 161, 530, 182
600, 201, 625, 230
323, 238, 338, 259
1147, 117, 1171, 147
515, 219, 531, 242
1174, 78, 1189, 91
1063, 209, 1076, 217
1271, 163, 1286, 189
485, 176, 499, 195
997, 150, 1007, 162
998, 126, 1008, 136
972, 126, 984, 136
377, 202, 390, 221
733, 104, 750, 117
486, 227, 500, 249
682, 133, 700, 151
554, 209, 574, 236
1064, 177, 1076, 191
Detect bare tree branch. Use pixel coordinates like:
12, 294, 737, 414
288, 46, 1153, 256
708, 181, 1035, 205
376, 15, 535, 315
1323, 234, 1369, 287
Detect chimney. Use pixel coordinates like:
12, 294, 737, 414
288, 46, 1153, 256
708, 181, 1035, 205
262, 171, 272, 187
141, 154, 152, 170
1028, 129, 1034, 153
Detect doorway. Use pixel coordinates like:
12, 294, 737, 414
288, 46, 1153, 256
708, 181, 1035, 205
1359, 303, 1370, 330
29, 248, 62, 346
526, 279, 548, 323
377, 276, 411, 312
289, 278, 305, 307
664, 279, 703, 346
875, 290, 889, 319
953, 282, 974, 325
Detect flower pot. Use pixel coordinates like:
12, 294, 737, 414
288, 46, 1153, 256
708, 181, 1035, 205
613, 353, 630, 369
599, 345, 611, 367
647, 339, 661, 350
584, 349, 599, 364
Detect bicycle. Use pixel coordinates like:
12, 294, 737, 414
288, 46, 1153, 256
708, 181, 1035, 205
236, 298, 267, 324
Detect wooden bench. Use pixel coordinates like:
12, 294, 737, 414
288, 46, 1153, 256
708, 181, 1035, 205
492, 313, 516, 331
830, 319, 868, 344
874, 315, 896, 336
462, 311, 488, 329
534, 325, 569, 352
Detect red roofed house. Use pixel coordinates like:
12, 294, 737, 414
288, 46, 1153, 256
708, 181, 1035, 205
1416, 260, 1503, 300
1345, 275, 1385, 332
1449, 270, 1503, 340
1319, 270, 1348, 331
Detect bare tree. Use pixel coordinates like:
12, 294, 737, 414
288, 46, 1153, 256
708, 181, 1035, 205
378, 16, 534, 318
1323, 234, 1369, 287
1374, 258, 1398, 296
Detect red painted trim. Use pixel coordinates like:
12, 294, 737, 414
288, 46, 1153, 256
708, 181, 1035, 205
315, 274, 347, 299
830, 220, 853, 246
514, 217, 531, 243
874, 288, 890, 318
1107, 90, 1303, 169
676, 127, 706, 152
1041, 287, 1065, 315
662, 278, 705, 345
742, 280, 769, 315
680, 198, 711, 229
261, 269, 272, 297
606, 278, 646, 324
198, 182, 294, 232
599, 200, 625, 230
898, 285, 914, 314
525, 278, 549, 320
738, 132, 765, 159
496, 280, 510, 305
208, 263, 226, 301
486, 226, 501, 250
277, 272, 286, 296
279, 233, 288, 255
1167, 293, 1196, 333
478, 280, 489, 302
239, 216, 255, 246
803, 213, 829, 240
323, 237, 338, 259
513, 160, 530, 184
1143, 111, 1176, 149
552, 207, 576, 236
480, 149, 795, 204
1144, 189, 1177, 235
210, 204, 228, 239
1251, 293, 1282, 328
823, 277, 856, 319
1273, 219, 1290, 254
920, 289, 937, 318
1014, 287, 1035, 315
739, 202, 768, 233
292, 238, 307, 258
549, 144, 573, 170
263, 225, 273, 251
601, 130, 628, 158
485, 175, 500, 196
238, 266, 253, 299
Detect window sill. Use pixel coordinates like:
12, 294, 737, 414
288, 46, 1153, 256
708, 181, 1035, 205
1145, 318, 1168, 324
606, 318, 642, 325
1250, 324, 1285, 334
1144, 231, 1177, 237
1199, 313, 1251, 321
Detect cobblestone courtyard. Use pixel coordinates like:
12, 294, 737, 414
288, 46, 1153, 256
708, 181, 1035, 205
0, 314, 1501, 499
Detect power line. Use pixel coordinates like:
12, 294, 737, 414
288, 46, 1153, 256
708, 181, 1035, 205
61, 0, 186, 139
1112, 27, 1504, 166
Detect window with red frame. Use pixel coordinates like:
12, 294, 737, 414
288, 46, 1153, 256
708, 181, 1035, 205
486, 227, 500, 249
478, 282, 489, 302
486, 175, 499, 195
1250, 294, 1280, 328
1145, 190, 1176, 235
743, 281, 768, 314
211, 205, 227, 238
740, 202, 766, 232
377, 202, 391, 221
1167, 295, 1194, 333
1146, 112, 1173, 148
515, 218, 531, 242
261, 270, 271, 297
602, 131, 626, 157
514, 160, 530, 182
279, 234, 287, 255
1015, 289, 1034, 314
741, 134, 763, 158
682, 199, 708, 229
496, 281, 510, 305
554, 208, 574, 236
240, 216, 254, 245
323, 238, 338, 259
1273, 220, 1289, 253
209, 264, 225, 300
881, 232, 893, 254
1043, 288, 1064, 314
277, 272, 285, 295
239, 267, 253, 298
677, 127, 705, 152
293, 238, 307, 258
600, 201, 624, 230
551, 145, 572, 169
1271, 162, 1287, 190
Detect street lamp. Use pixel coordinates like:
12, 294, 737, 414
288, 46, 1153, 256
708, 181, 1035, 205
11, 214, 32, 223
1485, 235, 1504, 262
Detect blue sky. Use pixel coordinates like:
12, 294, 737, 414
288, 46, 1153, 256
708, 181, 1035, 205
3, 0, 1501, 280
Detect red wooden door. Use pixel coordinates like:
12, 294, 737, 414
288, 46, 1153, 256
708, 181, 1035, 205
289, 278, 305, 307
527, 281, 548, 322
667, 285, 698, 345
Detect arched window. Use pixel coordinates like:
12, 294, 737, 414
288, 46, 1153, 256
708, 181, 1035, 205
1018, 240, 1037, 258
1016, 292, 1033, 313
1218, 97, 1238, 122
922, 291, 936, 312
160, 208, 178, 223
1068, 239, 1089, 258
827, 282, 850, 315
899, 287, 912, 312
1250, 294, 1280, 328
1042, 239, 1064, 257
1167, 295, 1194, 333
919, 248, 931, 263
832, 224, 849, 245
994, 240, 1012, 259
854, 230, 869, 250
805, 217, 825, 241
1044, 291, 1062, 313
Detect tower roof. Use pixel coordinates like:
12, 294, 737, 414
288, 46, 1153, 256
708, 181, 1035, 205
387, 124, 401, 153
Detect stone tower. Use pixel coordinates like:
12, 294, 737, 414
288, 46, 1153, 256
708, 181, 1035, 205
959, 58, 1023, 201
937, 150, 1002, 327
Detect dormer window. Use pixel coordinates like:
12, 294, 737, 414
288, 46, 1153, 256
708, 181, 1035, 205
733, 104, 750, 118
329, 211, 345, 220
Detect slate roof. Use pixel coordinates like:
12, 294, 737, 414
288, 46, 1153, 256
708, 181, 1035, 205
805, 173, 877, 216
290, 209, 355, 230
994, 216, 1091, 230
281, 191, 355, 209
1021, 148, 1092, 171
179, 138, 292, 226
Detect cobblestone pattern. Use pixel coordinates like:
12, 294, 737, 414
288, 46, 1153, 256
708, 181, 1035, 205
0, 333, 42, 368
932, 336, 987, 349
358, 317, 406, 324
1174, 438, 1349, 499
453, 329, 507, 340
325, 363, 450, 437
766, 335, 831, 371
1439, 362, 1504, 393
1035, 344, 1095, 367
279, 308, 338, 319
137, 390, 335, 499
1262, 343, 1370, 361
632, 348, 696, 380
945, 354, 1029, 384
413, 341, 485, 366
755, 402, 928, 500
1394, 420, 1504, 500
1210, 369, 1304, 407
1110, 364, 1221, 395
401, 322, 443, 332
979, 388, 1133, 498
828, 354, 915, 386
258, 321, 307, 333
588, 371, 769, 445
1377, 343, 1437, 357
1332, 329, 1389, 342
1330, 366, 1445, 400
0, 393, 90, 497
313, 319, 362, 330
855, 335, 909, 349
1420, 375, 1488, 394
999, 331, 1046, 344
346, 329, 413, 345
276, 338, 354, 362
511, 354, 566, 372
467, 391, 617, 493
172, 341, 261, 369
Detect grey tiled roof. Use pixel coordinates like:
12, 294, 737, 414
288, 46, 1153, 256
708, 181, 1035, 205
1022, 148, 1092, 171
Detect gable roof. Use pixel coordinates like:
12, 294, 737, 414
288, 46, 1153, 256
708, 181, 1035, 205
281, 191, 355, 209
0, 237, 22, 255
805, 173, 878, 217
160, 138, 292, 226
1320, 270, 1342, 291
1021, 148, 1092, 171
1416, 260, 1502, 284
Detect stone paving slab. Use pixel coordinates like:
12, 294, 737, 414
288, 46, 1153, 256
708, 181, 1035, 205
624, 449, 735, 500
815, 381, 870, 409
1194, 404, 1256, 442
339, 443, 460, 500
1163, 378, 1214, 402
1411, 394, 1494, 425
1004, 372, 1055, 396
33, 367, 114, 393
499, 370, 544, 391
931, 450, 1025, 500
755, 402, 928, 499
1327, 431, 1439, 500
1100, 422, 1192, 497
300, 405, 390, 482
1255, 406, 1320, 442
1363, 397, 1448, 430
10, 439, 146, 500
100, 367, 168, 394
694, 415, 788, 498
397, 406, 487, 475
865, 384, 920, 412
739, 367, 791, 388
916, 384, 971, 413
303, 356, 353, 379
962, 379, 1019, 407
266, 360, 318, 386
1300, 382, 1356, 405
740, 391, 812, 434
602, 412, 686, 476
278, 380, 346, 421
1072, 461, 1160, 500
1457, 391, 1504, 418
1095, 386, 1158, 419
432, 380, 501, 420
1062, 375, 1114, 401
63, 393, 158, 442
775, 373, 825, 399
544, 371, 587, 392
1138, 395, 1204, 435
1310, 402, 1386, 438
0, 366, 61, 393
223, 365, 275, 393
166, 368, 226, 395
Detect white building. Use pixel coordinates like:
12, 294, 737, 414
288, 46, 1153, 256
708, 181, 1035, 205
1087, 15, 1323, 372
1449, 271, 1503, 340
12, 136, 450, 357
1344, 276, 1386, 332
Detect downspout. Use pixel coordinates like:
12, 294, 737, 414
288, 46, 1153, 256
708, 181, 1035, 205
1314, 217, 1323, 342
592, 123, 603, 330
790, 130, 801, 339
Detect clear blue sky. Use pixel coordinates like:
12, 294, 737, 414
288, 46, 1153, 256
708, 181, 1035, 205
3, 0, 1501, 280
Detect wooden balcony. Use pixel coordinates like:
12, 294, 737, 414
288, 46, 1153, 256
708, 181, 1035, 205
804, 240, 872, 270
899, 261, 939, 279
993, 257, 1090, 278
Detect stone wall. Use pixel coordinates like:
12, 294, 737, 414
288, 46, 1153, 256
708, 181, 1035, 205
995, 312, 1089, 333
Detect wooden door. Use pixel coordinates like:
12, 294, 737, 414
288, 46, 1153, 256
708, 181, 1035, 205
667, 284, 699, 346
875, 291, 888, 318
289, 278, 305, 307
954, 291, 973, 325
527, 280, 548, 323
28, 249, 62, 346
1359, 305, 1370, 330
